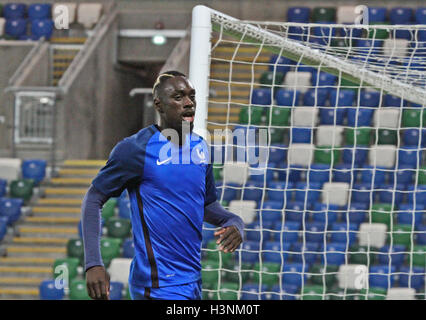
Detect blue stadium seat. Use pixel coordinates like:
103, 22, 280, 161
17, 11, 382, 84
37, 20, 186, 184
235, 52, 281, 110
0, 217, 8, 242
396, 204, 424, 228
245, 221, 273, 242
239, 241, 261, 264
263, 241, 290, 264
251, 88, 272, 105
0, 198, 23, 225
241, 284, 267, 300
346, 107, 374, 127
109, 281, 124, 300
369, 265, 397, 289
290, 242, 320, 265
330, 89, 356, 107
303, 88, 328, 106
384, 94, 408, 107
0, 179, 6, 198
412, 41, 426, 57
403, 129, 424, 146
377, 245, 406, 268
415, 8, 426, 24
399, 146, 422, 167
287, 7, 310, 23
122, 238, 135, 258
351, 183, 373, 204
294, 182, 321, 204
276, 163, 304, 183
294, 64, 317, 74
5, 19, 27, 38
118, 198, 131, 219
267, 181, 293, 204
28, 4, 51, 20
275, 89, 301, 106
377, 184, 405, 205
39, 280, 64, 300
249, 164, 275, 183
407, 185, 426, 207
342, 147, 368, 166
319, 108, 346, 125
341, 202, 368, 225
305, 222, 327, 243
22, 159, 46, 185
339, 26, 363, 39
368, 7, 387, 23
399, 266, 425, 290
311, 202, 339, 224
388, 165, 414, 186
274, 220, 301, 243
216, 181, 238, 202
3, 3, 26, 19
389, 7, 413, 24
360, 165, 387, 187
269, 144, 287, 164
333, 164, 355, 184
31, 19, 54, 40
312, 22, 337, 44
259, 201, 283, 224
285, 200, 308, 224
242, 181, 264, 202
18, 34, 39, 41
288, 26, 309, 41
360, 90, 381, 108
417, 225, 426, 245
321, 242, 347, 266
268, 55, 294, 74
308, 164, 331, 186
282, 263, 309, 288
290, 127, 313, 144
272, 284, 300, 300
330, 223, 358, 245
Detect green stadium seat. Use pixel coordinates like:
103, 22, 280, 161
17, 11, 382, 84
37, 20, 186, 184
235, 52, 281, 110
126, 287, 131, 300
239, 106, 264, 125
339, 78, 360, 91
327, 288, 360, 300
390, 224, 414, 248
348, 245, 377, 265
259, 71, 285, 87
265, 106, 290, 126
409, 245, 426, 267
202, 260, 220, 289
251, 262, 280, 287
100, 238, 122, 267
419, 167, 426, 185
203, 290, 219, 300
302, 285, 325, 300
69, 279, 91, 300
377, 129, 398, 145
66, 238, 84, 264
345, 128, 371, 146
213, 164, 223, 181
221, 261, 252, 283
358, 287, 387, 300
312, 7, 336, 22
402, 108, 423, 127
9, 179, 34, 202
268, 128, 286, 144
218, 282, 239, 300
205, 240, 233, 266
105, 217, 131, 239
370, 203, 393, 228
368, 22, 390, 39
314, 146, 341, 165
102, 198, 117, 220
52, 257, 79, 281
310, 264, 338, 287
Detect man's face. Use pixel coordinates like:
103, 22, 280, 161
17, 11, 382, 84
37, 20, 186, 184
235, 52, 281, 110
155, 76, 196, 134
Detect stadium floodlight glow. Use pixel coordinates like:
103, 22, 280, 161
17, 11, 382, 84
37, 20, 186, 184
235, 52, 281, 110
152, 34, 167, 45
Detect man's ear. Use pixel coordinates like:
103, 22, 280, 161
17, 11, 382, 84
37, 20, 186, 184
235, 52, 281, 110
154, 97, 164, 113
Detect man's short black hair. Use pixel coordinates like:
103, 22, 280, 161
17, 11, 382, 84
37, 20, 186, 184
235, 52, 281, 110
152, 70, 187, 98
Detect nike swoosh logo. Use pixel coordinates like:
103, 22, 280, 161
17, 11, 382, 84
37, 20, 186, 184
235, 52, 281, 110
156, 157, 172, 165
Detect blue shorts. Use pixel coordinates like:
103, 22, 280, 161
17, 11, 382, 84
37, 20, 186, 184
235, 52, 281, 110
129, 280, 202, 300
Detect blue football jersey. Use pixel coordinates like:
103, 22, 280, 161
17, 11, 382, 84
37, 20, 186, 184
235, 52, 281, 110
92, 124, 217, 288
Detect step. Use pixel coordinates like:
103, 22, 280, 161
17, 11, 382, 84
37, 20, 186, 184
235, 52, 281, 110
36, 199, 83, 206
0, 266, 52, 278
53, 62, 71, 68
63, 160, 106, 167
208, 106, 240, 115
211, 55, 270, 63
43, 188, 88, 196
0, 277, 45, 287
209, 98, 248, 104
58, 168, 99, 176
0, 257, 55, 265
53, 54, 76, 60
49, 178, 92, 186
6, 246, 66, 258
12, 237, 69, 245
0, 287, 39, 299
16, 226, 78, 238
208, 115, 239, 122
25, 217, 80, 224
51, 37, 87, 44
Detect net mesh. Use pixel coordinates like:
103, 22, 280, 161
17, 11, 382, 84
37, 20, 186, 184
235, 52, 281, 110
200, 16, 426, 300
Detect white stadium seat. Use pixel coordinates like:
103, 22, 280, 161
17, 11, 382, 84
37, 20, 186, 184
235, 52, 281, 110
284, 71, 311, 93
383, 39, 409, 58
316, 125, 344, 147
108, 258, 132, 286
321, 182, 350, 206
0, 158, 22, 182
336, 6, 358, 24
222, 161, 249, 185
77, 3, 102, 29
368, 144, 396, 168
337, 264, 368, 290
374, 108, 400, 129
287, 143, 314, 167
229, 200, 257, 224
291, 107, 318, 127
358, 223, 387, 248
0, 18, 5, 36
386, 288, 416, 300
53, 3, 77, 24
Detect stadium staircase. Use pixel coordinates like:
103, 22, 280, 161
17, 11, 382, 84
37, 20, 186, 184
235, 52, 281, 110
208, 40, 270, 132
0, 160, 104, 299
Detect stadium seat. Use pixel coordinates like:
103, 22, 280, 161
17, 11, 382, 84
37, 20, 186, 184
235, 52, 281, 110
360, 90, 381, 108
263, 241, 290, 264
321, 182, 350, 206
266, 106, 291, 126
310, 263, 339, 288
9, 179, 34, 202
269, 284, 299, 300
275, 89, 301, 106
330, 222, 358, 244
117, 198, 131, 218
314, 146, 341, 166
249, 164, 275, 183
108, 258, 132, 285
239, 106, 263, 125
358, 223, 387, 248
368, 7, 387, 23
267, 181, 293, 204
268, 55, 294, 74
312, 7, 336, 22
28, 4, 51, 20
290, 242, 320, 265
402, 107, 424, 128
319, 107, 346, 126
399, 146, 422, 167
370, 203, 393, 228
337, 264, 368, 290
259, 201, 283, 224
240, 284, 267, 300
389, 7, 413, 25
391, 224, 415, 247
239, 241, 261, 264
374, 109, 400, 130
70, 279, 90, 300
294, 182, 321, 204
105, 217, 131, 239
407, 185, 426, 207
395, 204, 424, 227
222, 162, 249, 185
216, 182, 237, 202
377, 184, 405, 205
282, 263, 309, 288
305, 221, 326, 243
377, 244, 406, 267
245, 221, 273, 242
229, 200, 257, 224
311, 72, 337, 88
310, 202, 339, 224
287, 143, 314, 167
287, 7, 310, 23
0, 197, 23, 225
384, 94, 408, 108
301, 285, 324, 300
259, 71, 285, 88
316, 126, 344, 147
109, 281, 124, 300
101, 198, 116, 220
31, 19, 54, 40
217, 282, 239, 300
336, 6, 358, 24
330, 89, 355, 107
0, 179, 7, 198
53, 257, 79, 282
388, 165, 414, 186
21, 159, 46, 185
3, 3, 26, 19
358, 287, 387, 300
402, 128, 424, 147
377, 129, 397, 145
368, 145, 396, 168
347, 108, 374, 128
290, 128, 312, 144
322, 242, 347, 266
53, 3, 77, 24
274, 220, 300, 243
415, 7, 426, 24
284, 72, 311, 93
251, 88, 272, 106
0, 18, 6, 37
345, 128, 372, 146
349, 245, 377, 265
351, 183, 373, 204
0, 217, 8, 242
241, 181, 263, 202
5, 19, 27, 38
39, 279, 64, 300
66, 238, 84, 263
101, 238, 122, 267
303, 88, 328, 107
308, 164, 331, 186
386, 288, 416, 300
251, 262, 280, 286
420, 167, 426, 185
340, 202, 368, 226
383, 39, 410, 59
77, 3, 102, 29
342, 147, 368, 166
399, 266, 425, 290
332, 164, 353, 184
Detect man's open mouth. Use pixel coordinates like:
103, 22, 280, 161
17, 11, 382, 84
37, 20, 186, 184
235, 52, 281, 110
182, 112, 195, 123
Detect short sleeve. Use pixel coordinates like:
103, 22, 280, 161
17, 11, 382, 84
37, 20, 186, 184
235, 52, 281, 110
92, 139, 143, 198
205, 163, 218, 206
